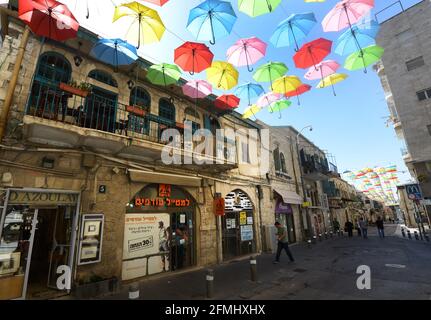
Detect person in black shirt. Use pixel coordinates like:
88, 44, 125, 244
345, 220, 354, 237
376, 216, 385, 239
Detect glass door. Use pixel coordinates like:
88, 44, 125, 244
0, 206, 38, 300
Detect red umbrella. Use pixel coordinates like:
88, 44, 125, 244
284, 84, 311, 106
214, 94, 240, 110
293, 38, 332, 70
18, 0, 79, 42
174, 41, 214, 75
142, 0, 170, 6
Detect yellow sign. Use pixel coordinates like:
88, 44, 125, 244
302, 201, 311, 208
240, 211, 247, 225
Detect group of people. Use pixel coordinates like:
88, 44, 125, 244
342, 216, 385, 239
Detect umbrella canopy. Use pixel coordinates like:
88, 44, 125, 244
215, 94, 240, 110
344, 45, 384, 72
227, 37, 267, 72
284, 83, 311, 105
256, 92, 282, 108
234, 82, 265, 105
269, 100, 292, 112
113, 2, 165, 49
174, 41, 214, 75
253, 61, 288, 90
242, 104, 262, 119
18, 0, 79, 42
187, 0, 237, 45
304, 60, 340, 80
182, 80, 213, 99
322, 0, 375, 32
272, 76, 302, 94
317, 73, 348, 96
90, 38, 138, 67
146, 63, 182, 86
238, 0, 281, 18
206, 61, 239, 90
270, 12, 317, 51
293, 38, 333, 69
334, 20, 380, 56
141, 0, 170, 6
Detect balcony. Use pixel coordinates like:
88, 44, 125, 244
300, 150, 330, 181
21, 83, 238, 173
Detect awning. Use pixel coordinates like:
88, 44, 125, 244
273, 185, 303, 205
128, 169, 202, 187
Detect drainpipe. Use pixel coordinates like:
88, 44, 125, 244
0, 25, 31, 141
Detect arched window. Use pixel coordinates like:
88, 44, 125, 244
280, 153, 287, 173
88, 70, 118, 87
273, 147, 281, 172
130, 86, 151, 108
27, 52, 72, 118
158, 98, 175, 123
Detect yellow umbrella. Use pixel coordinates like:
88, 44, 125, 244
242, 104, 261, 119
113, 2, 165, 49
272, 76, 302, 94
206, 61, 239, 90
317, 73, 348, 96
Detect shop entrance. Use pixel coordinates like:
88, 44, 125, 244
274, 198, 296, 244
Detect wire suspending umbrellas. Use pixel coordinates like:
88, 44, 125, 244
253, 62, 288, 90
316, 73, 348, 96
270, 12, 317, 51
187, 0, 237, 45
206, 61, 239, 90
174, 42, 214, 75
90, 38, 138, 70
238, 0, 281, 18
19, 0, 79, 42
113, 2, 165, 49
227, 37, 267, 72
284, 84, 311, 106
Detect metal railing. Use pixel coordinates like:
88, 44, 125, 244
375, 0, 423, 24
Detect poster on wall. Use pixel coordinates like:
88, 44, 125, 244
122, 213, 170, 281
240, 225, 254, 241
78, 214, 104, 265
239, 212, 247, 225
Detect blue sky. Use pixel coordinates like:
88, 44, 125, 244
63, 0, 422, 183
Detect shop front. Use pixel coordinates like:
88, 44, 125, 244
221, 190, 256, 261
121, 184, 196, 281
274, 197, 296, 243
0, 188, 80, 299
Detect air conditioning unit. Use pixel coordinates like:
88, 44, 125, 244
262, 225, 277, 253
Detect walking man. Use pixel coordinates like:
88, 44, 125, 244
273, 221, 295, 264
376, 216, 385, 239
359, 218, 368, 239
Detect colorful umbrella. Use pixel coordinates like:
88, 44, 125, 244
293, 38, 333, 69
174, 41, 214, 75
238, 0, 281, 18
344, 45, 384, 73
146, 63, 182, 86
18, 0, 79, 42
234, 83, 265, 106
304, 60, 340, 80
206, 61, 239, 90
113, 2, 165, 49
316, 73, 348, 96
182, 80, 213, 99
284, 84, 311, 105
272, 76, 302, 95
269, 100, 292, 118
253, 62, 288, 90
270, 12, 317, 51
242, 104, 262, 119
256, 92, 282, 109
322, 0, 375, 32
59, 0, 115, 19
215, 94, 240, 110
227, 37, 267, 72
334, 20, 380, 56
141, 0, 169, 6
90, 38, 138, 69
187, 0, 237, 45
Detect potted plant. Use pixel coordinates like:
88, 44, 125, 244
126, 104, 148, 117
59, 79, 92, 98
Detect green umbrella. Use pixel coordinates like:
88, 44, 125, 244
253, 61, 288, 90
344, 45, 384, 74
146, 63, 182, 86
268, 100, 291, 119
238, 0, 281, 18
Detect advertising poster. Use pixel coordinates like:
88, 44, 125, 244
122, 213, 170, 280
240, 212, 247, 225
78, 214, 104, 265
240, 225, 254, 241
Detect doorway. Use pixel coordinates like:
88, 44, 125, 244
170, 211, 194, 271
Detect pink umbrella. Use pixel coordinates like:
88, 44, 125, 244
304, 60, 340, 80
256, 92, 282, 111
182, 80, 213, 99
227, 36, 267, 72
322, 0, 374, 32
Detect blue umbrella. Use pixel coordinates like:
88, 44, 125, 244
334, 20, 380, 56
234, 82, 264, 106
90, 38, 138, 68
187, 0, 237, 45
270, 12, 317, 51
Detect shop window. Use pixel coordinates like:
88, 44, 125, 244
88, 70, 118, 88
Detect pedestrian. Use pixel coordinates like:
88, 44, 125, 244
333, 219, 340, 233
345, 220, 354, 237
359, 218, 368, 239
356, 219, 362, 237
376, 216, 385, 239
273, 221, 295, 264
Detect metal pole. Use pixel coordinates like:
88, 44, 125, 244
250, 256, 257, 282
413, 201, 424, 240
128, 283, 140, 300
206, 269, 214, 299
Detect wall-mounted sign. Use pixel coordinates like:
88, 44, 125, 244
240, 225, 253, 241
99, 185, 106, 194
159, 184, 172, 197
78, 214, 104, 265
302, 201, 311, 208
225, 191, 253, 212
214, 197, 225, 216
405, 184, 422, 201
134, 197, 191, 207
240, 211, 247, 225
8, 191, 79, 205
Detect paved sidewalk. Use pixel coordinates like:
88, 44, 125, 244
89, 224, 431, 300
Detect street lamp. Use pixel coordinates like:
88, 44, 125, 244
296, 125, 313, 241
